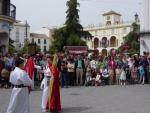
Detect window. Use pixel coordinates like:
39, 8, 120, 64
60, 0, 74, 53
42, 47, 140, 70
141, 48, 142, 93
94, 38, 99, 48
44, 39, 47, 44
106, 21, 111, 25
44, 46, 47, 52
38, 39, 40, 44
107, 16, 110, 20
101, 37, 108, 48
32, 38, 34, 43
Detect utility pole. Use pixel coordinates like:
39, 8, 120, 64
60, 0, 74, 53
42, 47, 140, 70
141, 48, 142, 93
25, 20, 28, 44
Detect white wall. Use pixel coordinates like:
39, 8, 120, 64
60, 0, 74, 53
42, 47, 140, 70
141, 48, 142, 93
141, 0, 150, 32
140, 34, 150, 55
10, 23, 30, 50
32, 38, 49, 52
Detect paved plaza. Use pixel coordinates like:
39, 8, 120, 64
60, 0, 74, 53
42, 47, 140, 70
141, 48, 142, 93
0, 85, 150, 113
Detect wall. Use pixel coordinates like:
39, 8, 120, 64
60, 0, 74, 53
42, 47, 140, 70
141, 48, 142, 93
32, 38, 49, 52
140, 34, 150, 55
10, 23, 30, 50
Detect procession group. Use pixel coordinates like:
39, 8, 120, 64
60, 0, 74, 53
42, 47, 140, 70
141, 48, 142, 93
0, 54, 61, 113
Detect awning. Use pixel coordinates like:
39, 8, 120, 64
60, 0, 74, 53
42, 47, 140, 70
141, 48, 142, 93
68, 50, 87, 54
64, 46, 88, 54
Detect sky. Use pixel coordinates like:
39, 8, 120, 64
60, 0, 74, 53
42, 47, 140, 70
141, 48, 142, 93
11, 0, 142, 32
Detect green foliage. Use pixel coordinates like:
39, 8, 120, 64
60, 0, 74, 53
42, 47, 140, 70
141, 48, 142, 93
36, 45, 41, 53
66, 34, 86, 46
49, 0, 91, 53
19, 42, 28, 54
8, 38, 15, 54
122, 22, 140, 54
19, 43, 40, 55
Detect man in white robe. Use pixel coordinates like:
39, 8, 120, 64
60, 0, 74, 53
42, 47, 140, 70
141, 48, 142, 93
6, 58, 34, 113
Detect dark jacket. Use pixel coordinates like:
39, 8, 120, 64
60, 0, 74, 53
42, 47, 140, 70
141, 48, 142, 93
75, 59, 85, 70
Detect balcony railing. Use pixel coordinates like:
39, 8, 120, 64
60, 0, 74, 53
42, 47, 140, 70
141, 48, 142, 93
10, 4, 16, 19
0, 3, 16, 20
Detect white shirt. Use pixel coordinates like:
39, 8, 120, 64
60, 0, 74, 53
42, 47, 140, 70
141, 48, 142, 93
10, 67, 33, 88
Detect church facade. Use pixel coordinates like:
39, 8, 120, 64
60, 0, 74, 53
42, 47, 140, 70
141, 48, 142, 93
84, 11, 134, 56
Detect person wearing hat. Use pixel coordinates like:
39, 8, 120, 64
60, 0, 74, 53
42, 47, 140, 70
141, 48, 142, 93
6, 57, 34, 113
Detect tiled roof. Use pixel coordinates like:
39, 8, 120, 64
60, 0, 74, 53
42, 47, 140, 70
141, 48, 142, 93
30, 33, 49, 39
103, 10, 121, 16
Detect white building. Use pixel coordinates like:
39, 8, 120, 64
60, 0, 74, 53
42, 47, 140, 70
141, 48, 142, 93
35, 27, 56, 47
84, 10, 134, 56
10, 21, 30, 51
140, 0, 150, 55
0, 0, 16, 54
30, 33, 50, 52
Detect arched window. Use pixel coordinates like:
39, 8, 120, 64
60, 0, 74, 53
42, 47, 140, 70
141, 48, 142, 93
110, 36, 117, 47
94, 38, 99, 49
101, 37, 108, 48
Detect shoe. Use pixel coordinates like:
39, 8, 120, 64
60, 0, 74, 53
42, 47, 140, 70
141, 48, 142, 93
42, 109, 47, 113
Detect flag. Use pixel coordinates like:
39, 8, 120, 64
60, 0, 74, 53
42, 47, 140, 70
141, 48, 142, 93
47, 55, 61, 112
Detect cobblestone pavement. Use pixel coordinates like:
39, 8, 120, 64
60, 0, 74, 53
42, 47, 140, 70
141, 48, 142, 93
1, 85, 150, 113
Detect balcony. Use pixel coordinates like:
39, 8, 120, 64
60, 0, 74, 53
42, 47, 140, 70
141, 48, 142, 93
0, 3, 16, 23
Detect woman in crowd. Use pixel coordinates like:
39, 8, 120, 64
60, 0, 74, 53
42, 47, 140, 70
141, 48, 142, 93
138, 63, 145, 84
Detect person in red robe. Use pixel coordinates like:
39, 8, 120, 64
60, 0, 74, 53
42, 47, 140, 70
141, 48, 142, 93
24, 56, 35, 80
24, 56, 35, 92
46, 55, 61, 113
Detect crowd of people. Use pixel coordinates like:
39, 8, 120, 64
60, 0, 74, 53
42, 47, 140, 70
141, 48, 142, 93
0, 52, 150, 113
56, 52, 150, 87
0, 52, 150, 89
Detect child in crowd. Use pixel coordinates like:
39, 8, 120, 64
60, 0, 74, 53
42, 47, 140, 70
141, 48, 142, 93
115, 66, 122, 85
138, 64, 145, 84
131, 64, 138, 84
101, 66, 109, 85
95, 70, 101, 86
120, 68, 126, 85
84, 65, 92, 86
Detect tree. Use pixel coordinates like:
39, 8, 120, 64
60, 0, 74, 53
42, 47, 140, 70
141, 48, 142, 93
8, 38, 15, 54
49, 0, 91, 53
19, 42, 41, 55
121, 22, 140, 54
19, 42, 28, 55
